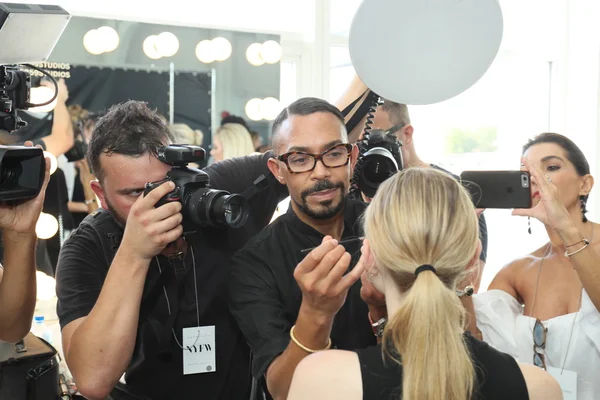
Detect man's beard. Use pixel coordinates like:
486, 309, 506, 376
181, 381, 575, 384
104, 196, 127, 228
294, 179, 346, 220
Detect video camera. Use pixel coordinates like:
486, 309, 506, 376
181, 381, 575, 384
0, 3, 70, 202
144, 145, 250, 233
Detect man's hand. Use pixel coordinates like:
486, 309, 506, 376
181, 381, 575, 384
294, 236, 365, 319
0, 142, 50, 235
120, 181, 183, 261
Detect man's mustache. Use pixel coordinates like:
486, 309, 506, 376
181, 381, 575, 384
301, 180, 345, 201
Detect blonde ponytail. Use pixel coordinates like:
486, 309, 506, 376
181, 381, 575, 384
383, 271, 474, 400
364, 167, 479, 400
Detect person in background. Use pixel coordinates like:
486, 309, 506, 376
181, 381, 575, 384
249, 130, 264, 151
64, 108, 103, 227
334, 75, 488, 293
210, 123, 256, 162
169, 123, 205, 168
221, 113, 250, 130
469, 133, 600, 400
288, 168, 561, 400
0, 143, 50, 342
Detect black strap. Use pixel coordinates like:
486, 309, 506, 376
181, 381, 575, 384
345, 90, 380, 134
341, 90, 366, 116
241, 174, 270, 200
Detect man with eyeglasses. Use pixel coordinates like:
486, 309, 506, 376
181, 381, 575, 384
229, 97, 384, 400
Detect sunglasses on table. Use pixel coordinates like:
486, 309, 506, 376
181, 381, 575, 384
533, 318, 548, 369
275, 143, 354, 174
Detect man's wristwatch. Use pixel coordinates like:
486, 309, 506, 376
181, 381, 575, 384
368, 313, 387, 337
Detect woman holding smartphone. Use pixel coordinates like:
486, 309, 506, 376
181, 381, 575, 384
472, 132, 600, 400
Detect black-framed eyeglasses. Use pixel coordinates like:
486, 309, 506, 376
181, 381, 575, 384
533, 318, 547, 369
276, 143, 354, 174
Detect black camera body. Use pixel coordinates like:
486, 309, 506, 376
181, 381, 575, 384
64, 141, 87, 163
0, 145, 46, 203
352, 129, 404, 199
144, 145, 249, 233
1, 65, 31, 133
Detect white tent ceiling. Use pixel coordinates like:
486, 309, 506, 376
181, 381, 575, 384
3, 0, 316, 36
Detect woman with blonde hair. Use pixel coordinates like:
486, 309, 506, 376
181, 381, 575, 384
287, 168, 561, 400
169, 123, 204, 146
210, 122, 256, 162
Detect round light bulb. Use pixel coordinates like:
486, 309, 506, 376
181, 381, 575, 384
156, 32, 179, 57
195, 40, 215, 63
28, 87, 57, 113
212, 37, 232, 61
36, 212, 58, 240
143, 35, 162, 60
245, 98, 264, 121
83, 29, 104, 55
44, 151, 58, 175
97, 26, 119, 53
260, 40, 282, 64
261, 97, 282, 121
246, 43, 264, 66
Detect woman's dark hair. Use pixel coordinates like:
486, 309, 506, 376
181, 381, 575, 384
523, 132, 590, 221
88, 100, 173, 182
523, 132, 589, 176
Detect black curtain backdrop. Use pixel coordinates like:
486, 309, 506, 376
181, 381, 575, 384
15, 65, 211, 147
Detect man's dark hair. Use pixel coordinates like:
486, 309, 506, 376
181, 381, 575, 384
271, 97, 346, 152
88, 100, 173, 181
522, 132, 590, 177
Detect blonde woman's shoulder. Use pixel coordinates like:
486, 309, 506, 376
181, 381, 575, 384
288, 350, 362, 400
518, 363, 563, 400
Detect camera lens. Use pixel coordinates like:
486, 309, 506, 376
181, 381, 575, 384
212, 193, 249, 228
358, 147, 399, 198
188, 188, 249, 228
0, 163, 21, 188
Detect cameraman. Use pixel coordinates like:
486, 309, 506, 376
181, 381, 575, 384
336, 77, 488, 291
0, 143, 50, 342
55, 101, 287, 399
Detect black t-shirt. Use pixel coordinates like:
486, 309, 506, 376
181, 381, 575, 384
55, 152, 287, 400
229, 198, 376, 380
355, 333, 529, 399
431, 164, 488, 262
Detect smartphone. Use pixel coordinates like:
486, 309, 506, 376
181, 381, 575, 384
460, 170, 532, 209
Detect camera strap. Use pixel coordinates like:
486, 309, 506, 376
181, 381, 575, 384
241, 174, 270, 200
344, 89, 380, 134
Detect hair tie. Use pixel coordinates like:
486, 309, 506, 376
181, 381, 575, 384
414, 264, 436, 277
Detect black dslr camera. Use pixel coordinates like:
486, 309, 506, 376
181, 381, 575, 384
144, 145, 249, 233
352, 125, 404, 199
